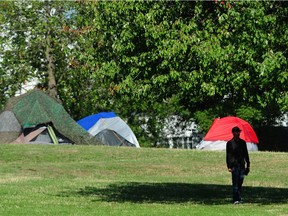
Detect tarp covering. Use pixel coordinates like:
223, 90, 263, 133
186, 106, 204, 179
0, 89, 99, 145
77, 112, 117, 131
78, 112, 140, 148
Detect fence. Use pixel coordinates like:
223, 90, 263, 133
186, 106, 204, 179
159, 135, 203, 149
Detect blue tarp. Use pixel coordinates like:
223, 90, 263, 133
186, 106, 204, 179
77, 112, 117, 131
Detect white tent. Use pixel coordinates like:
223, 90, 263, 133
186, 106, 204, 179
88, 116, 140, 148
78, 112, 140, 148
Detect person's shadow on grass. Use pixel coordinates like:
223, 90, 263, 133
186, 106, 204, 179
68, 182, 288, 205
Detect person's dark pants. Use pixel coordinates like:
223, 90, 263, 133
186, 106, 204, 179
231, 165, 245, 202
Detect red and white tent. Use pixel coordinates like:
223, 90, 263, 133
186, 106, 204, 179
197, 116, 259, 151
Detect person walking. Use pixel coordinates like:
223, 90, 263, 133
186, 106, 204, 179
226, 126, 250, 204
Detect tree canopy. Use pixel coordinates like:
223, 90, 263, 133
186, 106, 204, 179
1, 1, 287, 146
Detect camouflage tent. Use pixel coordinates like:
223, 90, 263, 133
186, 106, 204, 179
0, 89, 99, 145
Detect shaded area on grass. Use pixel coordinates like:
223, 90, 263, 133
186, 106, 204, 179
64, 182, 288, 205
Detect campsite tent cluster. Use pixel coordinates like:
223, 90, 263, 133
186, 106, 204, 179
0, 89, 259, 150
0, 90, 140, 147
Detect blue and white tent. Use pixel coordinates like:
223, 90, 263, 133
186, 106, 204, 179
77, 112, 140, 148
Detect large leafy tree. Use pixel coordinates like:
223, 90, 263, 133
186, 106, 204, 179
84, 1, 288, 133
80, 1, 198, 145
1, 1, 287, 146
1, 3, 75, 110
0, 1, 102, 120
191, 1, 288, 130
0, 1, 66, 100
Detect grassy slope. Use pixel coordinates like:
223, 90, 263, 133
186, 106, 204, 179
0, 144, 287, 216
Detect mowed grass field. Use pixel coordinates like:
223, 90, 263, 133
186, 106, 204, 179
0, 144, 287, 216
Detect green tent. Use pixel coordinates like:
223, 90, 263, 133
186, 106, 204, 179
0, 89, 99, 145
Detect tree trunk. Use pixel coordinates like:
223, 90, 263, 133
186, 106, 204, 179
45, 30, 61, 103
44, 2, 61, 103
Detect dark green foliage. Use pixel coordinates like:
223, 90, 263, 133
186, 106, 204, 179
1, 1, 287, 142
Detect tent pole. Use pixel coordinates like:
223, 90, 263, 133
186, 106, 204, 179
48, 125, 59, 145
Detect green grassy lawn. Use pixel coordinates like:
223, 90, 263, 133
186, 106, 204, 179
0, 144, 287, 216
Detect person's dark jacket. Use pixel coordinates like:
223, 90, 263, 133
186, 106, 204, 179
226, 138, 250, 169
